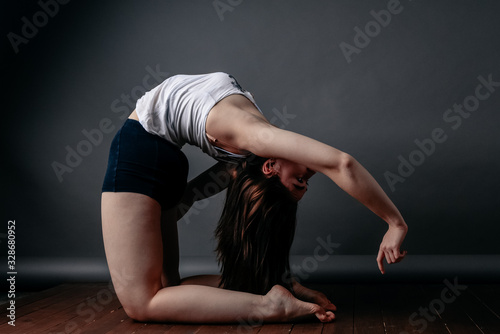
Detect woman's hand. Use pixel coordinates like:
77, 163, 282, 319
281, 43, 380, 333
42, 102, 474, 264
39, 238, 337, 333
376, 224, 408, 274
292, 281, 337, 312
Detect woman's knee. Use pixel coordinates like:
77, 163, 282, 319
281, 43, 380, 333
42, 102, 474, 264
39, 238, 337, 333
121, 295, 156, 322
123, 304, 150, 322
114, 281, 163, 322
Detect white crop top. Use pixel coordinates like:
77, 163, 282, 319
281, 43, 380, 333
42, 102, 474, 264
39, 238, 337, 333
135, 72, 263, 163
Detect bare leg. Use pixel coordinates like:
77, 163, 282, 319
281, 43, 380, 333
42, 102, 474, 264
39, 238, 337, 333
101, 192, 334, 323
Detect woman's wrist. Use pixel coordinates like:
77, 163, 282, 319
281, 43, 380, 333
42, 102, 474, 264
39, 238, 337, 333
386, 215, 408, 229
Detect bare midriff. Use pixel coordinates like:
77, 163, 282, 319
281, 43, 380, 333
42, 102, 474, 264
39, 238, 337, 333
129, 110, 139, 121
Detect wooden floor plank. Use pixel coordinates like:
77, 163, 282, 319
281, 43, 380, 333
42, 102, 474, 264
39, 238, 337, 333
45, 286, 123, 334
0, 283, 75, 317
289, 322, 323, 333
77, 307, 130, 334
0, 283, 92, 325
419, 283, 483, 334
5, 283, 498, 334
256, 323, 293, 333
378, 284, 449, 334
159, 324, 202, 334
102, 318, 148, 334
94, 304, 183, 334
133, 322, 177, 333
352, 284, 385, 334
195, 324, 243, 333
0, 284, 107, 333
451, 285, 500, 334
318, 284, 355, 334
468, 284, 500, 320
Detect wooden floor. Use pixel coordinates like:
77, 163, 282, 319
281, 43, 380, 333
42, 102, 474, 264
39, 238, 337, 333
1, 282, 499, 333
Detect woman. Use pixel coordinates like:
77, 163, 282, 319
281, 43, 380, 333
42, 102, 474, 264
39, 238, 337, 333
101, 72, 408, 323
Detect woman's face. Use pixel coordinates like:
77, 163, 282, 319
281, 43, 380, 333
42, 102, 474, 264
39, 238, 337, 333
263, 158, 316, 200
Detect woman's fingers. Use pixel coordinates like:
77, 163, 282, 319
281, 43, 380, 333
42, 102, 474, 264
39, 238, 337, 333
376, 249, 385, 274
314, 308, 336, 322
324, 301, 337, 312
267, 285, 335, 323
386, 250, 396, 264
301, 297, 336, 322
316, 295, 337, 312
377, 225, 408, 273
392, 248, 399, 262
314, 293, 337, 312
393, 249, 407, 263
294, 283, 337, 312
377, 248, 408, 274
294, 298, 335, 323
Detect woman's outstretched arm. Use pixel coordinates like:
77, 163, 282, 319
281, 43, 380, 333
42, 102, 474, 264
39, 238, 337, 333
219, 111, 408, 274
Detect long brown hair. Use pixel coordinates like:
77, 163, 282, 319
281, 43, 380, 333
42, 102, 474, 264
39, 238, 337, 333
215, 155, 298, 295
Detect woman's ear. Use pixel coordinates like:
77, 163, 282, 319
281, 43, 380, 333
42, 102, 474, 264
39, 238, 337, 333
262, 158, 276, 177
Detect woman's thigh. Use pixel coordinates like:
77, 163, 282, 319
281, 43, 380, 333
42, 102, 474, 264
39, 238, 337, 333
101, 191, 166, 308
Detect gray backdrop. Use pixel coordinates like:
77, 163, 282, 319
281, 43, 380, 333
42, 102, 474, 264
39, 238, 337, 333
2, 0, 499, 288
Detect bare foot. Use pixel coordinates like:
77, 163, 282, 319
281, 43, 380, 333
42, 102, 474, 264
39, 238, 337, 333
262, 285, 335, 323
292, 281, 337, 312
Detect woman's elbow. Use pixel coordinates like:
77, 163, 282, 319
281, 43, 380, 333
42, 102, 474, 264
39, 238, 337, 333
321, 152, 355, 177
339, 153, 355, 170
327, 152, 354, 170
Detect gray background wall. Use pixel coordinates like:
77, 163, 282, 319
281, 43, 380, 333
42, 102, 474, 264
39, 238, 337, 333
2, 0, 499, 289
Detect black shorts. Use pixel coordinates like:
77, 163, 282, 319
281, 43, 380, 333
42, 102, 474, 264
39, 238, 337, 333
102, 119, 189, 210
